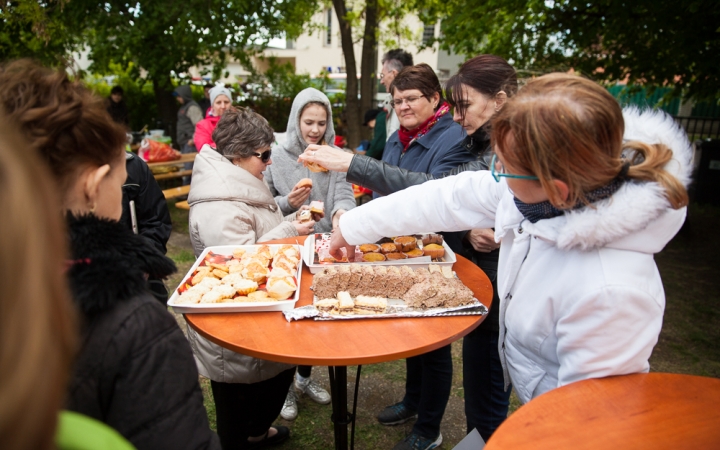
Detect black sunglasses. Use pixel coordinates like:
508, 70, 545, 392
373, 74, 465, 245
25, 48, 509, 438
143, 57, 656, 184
253, 149, 272, 163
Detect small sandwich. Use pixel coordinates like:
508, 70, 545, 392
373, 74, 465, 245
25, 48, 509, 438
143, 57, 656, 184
337, 291, 355, 315
296, 178, 313, 189
309, 200, 325, 219
298, 209, 313, 223
314, 298, 339, 314
353, 295, 388, 315
306, 161, 328, 173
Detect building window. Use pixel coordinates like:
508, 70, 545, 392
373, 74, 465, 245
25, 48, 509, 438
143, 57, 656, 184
325, 9, 333, 46
286, 39, 295, 50
422, 23, 435, 45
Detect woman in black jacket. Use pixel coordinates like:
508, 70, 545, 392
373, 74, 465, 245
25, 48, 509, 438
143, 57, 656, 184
300, 55, 518, 442
0, 59, 219, 450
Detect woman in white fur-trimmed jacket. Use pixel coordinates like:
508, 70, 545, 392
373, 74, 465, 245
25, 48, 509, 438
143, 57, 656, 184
328, 73, 691, 404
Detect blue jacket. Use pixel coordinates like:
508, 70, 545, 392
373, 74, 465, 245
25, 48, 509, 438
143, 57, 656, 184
379, 112, 474, 182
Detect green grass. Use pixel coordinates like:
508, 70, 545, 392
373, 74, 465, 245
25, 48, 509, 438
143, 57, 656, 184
167, 202, 720, 448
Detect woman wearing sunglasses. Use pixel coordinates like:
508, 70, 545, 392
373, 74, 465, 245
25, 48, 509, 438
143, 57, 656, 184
330, 73, 691, 407
187, 107, 314, 449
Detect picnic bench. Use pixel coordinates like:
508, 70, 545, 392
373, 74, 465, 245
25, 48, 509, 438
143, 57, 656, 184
148, 152, 197, 181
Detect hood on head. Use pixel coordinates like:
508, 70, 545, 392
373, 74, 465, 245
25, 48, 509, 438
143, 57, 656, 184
283, 88, 336, 156
174, 85, 194, 103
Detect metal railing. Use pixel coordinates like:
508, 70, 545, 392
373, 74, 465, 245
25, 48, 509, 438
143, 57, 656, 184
672, 116, 720, 140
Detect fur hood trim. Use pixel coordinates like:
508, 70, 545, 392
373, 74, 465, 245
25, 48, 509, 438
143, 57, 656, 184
66, 213, 176, 315
527, 108, 692, 251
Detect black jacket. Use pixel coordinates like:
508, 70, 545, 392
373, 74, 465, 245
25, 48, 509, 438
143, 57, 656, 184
121, 152, 173, 302
346, 128, 501, 330
65, 214, 220, 450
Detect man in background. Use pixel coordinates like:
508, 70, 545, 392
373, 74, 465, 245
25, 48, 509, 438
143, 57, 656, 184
198, 82, 213, 118
379, 49, 413, 140
173, 85, 203, 184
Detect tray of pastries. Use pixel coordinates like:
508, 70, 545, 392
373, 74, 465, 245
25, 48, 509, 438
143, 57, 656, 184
168, 244, 302, 313
302, 233, 456, 273
299, 264, 487, 320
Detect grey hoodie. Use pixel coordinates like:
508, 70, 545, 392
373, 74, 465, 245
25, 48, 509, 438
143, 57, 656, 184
265, 88, 356, 232
174, 85, 203, 144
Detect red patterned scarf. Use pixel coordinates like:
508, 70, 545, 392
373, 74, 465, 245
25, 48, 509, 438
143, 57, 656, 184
397, 101, 450, 152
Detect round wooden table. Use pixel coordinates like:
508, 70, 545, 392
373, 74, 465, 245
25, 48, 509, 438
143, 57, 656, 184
485, 372, 720, 450
185, 236, 493, 450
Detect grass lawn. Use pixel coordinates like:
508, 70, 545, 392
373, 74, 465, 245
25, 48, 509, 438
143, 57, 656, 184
165, 200, 720, 449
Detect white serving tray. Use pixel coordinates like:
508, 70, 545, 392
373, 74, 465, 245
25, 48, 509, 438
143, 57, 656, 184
168, 244, 302, 313
302, 233, 456, 274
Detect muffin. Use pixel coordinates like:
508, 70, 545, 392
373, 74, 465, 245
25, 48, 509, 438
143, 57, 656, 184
404, 248, 424, 258
394, 236, 417, 252
380, 242, 397, 254
362, 252, 386, 262
359, 243, 380, 253
422, 243, 445, 259
421, 233, 444, 246
385, 252, 408, 260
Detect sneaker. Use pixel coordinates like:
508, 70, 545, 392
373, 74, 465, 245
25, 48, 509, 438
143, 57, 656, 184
280, 388, 298, 420
392, 432, 443, 450
295, 377, 331, 404
376, 401, 418, 425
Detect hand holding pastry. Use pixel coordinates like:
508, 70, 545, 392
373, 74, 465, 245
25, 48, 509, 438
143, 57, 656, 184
329, 226, 356, 261
309, 200, 325, 221
287, 181, 312, 209
293, 219, 315, 236
466, 228, 499, 253
298, 144, 354, 173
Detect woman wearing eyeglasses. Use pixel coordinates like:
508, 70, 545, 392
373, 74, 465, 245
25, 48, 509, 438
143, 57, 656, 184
187, 107, 314, 449
329, 73, 691, 408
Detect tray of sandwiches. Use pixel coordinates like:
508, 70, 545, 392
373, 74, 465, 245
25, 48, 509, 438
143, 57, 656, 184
302, 232, 456, 274
168, 244, 302, 313
282, 264, 487, 321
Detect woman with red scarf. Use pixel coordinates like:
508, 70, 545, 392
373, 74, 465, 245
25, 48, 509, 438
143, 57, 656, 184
373, 64, 474, 200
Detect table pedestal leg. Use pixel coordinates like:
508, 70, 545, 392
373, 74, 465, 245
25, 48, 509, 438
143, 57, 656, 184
328, 366, 351, 450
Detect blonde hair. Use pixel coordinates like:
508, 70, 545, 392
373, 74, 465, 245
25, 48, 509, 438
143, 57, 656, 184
492, 73, 688, 209
0, 120, 77, 449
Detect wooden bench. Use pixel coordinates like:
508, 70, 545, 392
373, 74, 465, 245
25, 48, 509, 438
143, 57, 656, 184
162, 185, 190, 200
149, 153, 197, 181
175, 200, 190, 210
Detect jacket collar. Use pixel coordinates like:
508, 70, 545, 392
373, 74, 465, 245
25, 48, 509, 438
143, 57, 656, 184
66, 213, 176, 316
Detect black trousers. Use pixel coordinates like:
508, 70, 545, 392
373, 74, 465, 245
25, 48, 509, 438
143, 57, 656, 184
211, 368, 295, 449
402, 344, 453, 439
297, 365, 312, 378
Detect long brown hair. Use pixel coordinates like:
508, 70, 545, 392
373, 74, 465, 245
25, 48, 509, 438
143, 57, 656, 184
0, 119, 77, 449
492, 73, 688, 209
0, 59, 127, 191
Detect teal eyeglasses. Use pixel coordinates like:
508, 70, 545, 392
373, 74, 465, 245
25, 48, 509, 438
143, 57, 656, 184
490, 154, 539, 182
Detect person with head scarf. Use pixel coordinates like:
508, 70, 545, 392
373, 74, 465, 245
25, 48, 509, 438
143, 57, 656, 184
194, 85, 233, 151
265, 88, 356, 234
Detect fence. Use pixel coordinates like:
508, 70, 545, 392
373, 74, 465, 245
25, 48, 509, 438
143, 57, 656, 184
672, 116, 720, 140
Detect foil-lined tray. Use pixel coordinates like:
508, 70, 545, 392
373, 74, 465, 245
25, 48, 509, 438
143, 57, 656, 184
283, 300, 487, 322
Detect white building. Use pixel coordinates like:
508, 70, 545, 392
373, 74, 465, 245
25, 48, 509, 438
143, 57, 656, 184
190, 8, 464, 84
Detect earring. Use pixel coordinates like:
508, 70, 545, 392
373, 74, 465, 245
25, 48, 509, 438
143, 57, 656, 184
89, 202, 96, 213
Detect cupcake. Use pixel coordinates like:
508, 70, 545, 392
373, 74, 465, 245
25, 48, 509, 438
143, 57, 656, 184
385, 252, 408, 260
362, 252, 386, 262
359, 243, 380, 253
394, 236, 417, 252
422, 243, 445, 259
380, 242, 397, 254
404, 248, 424, 258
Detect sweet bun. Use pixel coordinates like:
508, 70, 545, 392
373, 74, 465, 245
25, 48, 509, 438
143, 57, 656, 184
296, 178, 313, 189
404, 248, 424, 258
306, 161, 328, 173
380, 243, 397, 254
362, 252, 386, 262
359, 243, 380, 253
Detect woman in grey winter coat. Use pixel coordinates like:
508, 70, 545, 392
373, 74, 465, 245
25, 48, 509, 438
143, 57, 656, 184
187, 107, 314, 449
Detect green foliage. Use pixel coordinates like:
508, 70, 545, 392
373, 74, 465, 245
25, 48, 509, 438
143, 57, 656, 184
83, 62, 159, 131
414, 0, 720, 101
239, 57, 326, 131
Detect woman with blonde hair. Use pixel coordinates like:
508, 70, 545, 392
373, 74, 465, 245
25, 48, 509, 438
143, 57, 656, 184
0, 59, 219, 450
329, 73, 690, 405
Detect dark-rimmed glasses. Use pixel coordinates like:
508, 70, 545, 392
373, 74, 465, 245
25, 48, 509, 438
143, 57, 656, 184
490, 154, 539, 182
253, 149, 272, 163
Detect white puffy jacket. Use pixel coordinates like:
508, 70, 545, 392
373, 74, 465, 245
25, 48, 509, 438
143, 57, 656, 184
337, 109, 692, 403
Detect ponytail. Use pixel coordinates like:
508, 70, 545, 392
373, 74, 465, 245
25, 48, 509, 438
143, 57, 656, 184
624, 141, 689, 209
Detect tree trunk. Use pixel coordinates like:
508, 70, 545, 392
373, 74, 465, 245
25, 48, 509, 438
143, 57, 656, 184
152, 74, 178, 148
333, 0, 361, 149
360, 0, 379, 142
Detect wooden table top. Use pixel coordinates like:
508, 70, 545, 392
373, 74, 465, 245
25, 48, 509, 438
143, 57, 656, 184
184, 236, 492, 366
147, 152, 197, 167
485, 372, 720, 450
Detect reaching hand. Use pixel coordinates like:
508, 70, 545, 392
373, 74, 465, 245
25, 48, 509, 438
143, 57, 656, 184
329, 226, 355, 261
466, 228, 500, 253
298, 144, 354, 172
332, 209, 346, 230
